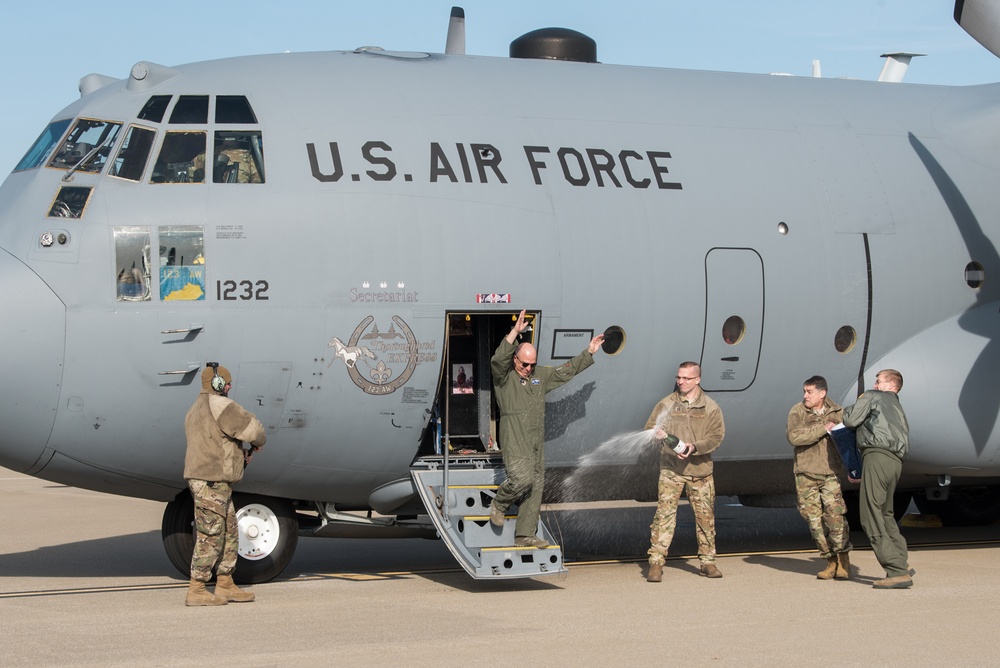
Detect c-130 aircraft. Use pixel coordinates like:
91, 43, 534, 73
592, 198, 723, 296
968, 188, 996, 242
2, 1, 1000, 582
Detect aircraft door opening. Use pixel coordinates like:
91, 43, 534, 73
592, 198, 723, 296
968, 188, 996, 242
423, 312, 534, 455
700, 248, 764, 392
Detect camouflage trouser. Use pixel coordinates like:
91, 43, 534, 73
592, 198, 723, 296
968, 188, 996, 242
188, 479, 238, 582
795, 472, 852, 558
648, 469, 716, 566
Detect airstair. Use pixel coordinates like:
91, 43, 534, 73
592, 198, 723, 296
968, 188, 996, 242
411, 455, 567, 579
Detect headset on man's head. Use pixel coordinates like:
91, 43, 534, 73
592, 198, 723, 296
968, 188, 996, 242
207, 362, 226, 393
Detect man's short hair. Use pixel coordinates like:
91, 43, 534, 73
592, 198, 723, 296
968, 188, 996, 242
878, 369, 903, 391
678, 361, 700, 374
804, 375, 827, 392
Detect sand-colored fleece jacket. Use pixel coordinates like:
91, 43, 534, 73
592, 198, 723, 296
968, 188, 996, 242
184, 390, 266, 483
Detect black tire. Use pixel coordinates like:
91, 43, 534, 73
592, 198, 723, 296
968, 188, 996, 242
161, 490, 195, 579
914, 486, 1000, 526
160, 490, 299, 584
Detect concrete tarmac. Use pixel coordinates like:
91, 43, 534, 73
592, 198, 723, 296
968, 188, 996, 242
3, 466, 1000, 666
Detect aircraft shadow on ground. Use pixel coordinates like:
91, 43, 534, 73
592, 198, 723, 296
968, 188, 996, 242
0, 530, 172, 580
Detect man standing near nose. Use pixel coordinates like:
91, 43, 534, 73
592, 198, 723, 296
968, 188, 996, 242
488, 310, 604, 547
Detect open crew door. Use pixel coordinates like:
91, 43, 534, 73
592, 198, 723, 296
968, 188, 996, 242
411, 311, 567, 579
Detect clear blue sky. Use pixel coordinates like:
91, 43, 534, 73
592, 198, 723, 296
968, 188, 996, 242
1, 0, 998, 174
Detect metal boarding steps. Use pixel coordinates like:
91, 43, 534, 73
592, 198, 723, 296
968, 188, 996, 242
410, 456, 567, 579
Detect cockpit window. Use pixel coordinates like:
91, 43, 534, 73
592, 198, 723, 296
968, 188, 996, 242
215, 96, 258, 124
159, 226, 205, 300
49, 186, 93, 218
169, 96, 209, 124
138, 95, 171, 123
213, 131, 264, 183
14, 119, 72, 172
110, 125, 156, 182
151, 131, 207, 183
47, 118, 122, 173
114, 227, 151, 302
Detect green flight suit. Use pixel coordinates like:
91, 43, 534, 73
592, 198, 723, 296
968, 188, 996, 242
491, 338, 595, 539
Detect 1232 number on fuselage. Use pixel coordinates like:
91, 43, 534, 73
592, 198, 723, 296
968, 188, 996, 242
216, 279, 269, 301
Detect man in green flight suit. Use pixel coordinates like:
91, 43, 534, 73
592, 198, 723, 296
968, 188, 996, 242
488, 309, 605, 547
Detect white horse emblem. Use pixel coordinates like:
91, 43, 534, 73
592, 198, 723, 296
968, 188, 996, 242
328, 337, 375, 368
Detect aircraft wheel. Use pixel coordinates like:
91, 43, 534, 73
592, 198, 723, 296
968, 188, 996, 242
232, 493, 299, 584
161, 490, 195, 579
160, 490, 299, 583
914, 485, 1000, 526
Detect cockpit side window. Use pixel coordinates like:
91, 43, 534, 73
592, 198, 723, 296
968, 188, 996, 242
215, 96, 258, 124
14, 119, 72, 172
169, 96, 209, 124
158, 226, 205, 301
47, 119, 122, 173
114, 226, 152, 302
110, 125, 157, 182
138, 95, 172, 123
151, 132, 207, 184
213, 131, 265, 183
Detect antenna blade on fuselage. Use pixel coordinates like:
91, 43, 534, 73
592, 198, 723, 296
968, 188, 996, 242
445, 6, 466, 55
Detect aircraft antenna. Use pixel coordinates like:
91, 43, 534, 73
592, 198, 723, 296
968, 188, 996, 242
877, 52, 925, 83
446, 6, 466, 55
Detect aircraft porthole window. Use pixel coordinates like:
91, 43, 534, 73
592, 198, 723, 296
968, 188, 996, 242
722, 316, 745, 345
834, 326, 856, 353
777, 222, 788, 235
965, 261, 985, 288
601, 325, 626, 355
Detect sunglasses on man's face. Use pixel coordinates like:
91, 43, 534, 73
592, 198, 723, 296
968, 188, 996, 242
514, 356, 536, 369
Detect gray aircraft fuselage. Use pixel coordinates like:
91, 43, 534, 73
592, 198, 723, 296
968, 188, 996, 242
2, 23, 1000, 560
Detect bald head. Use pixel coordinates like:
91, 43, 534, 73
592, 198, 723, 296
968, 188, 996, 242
513, 342, 537, 379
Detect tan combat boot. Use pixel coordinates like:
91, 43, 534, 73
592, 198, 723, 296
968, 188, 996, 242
647, 563, 663, 583
835, 552, 851, 580
215, 574, 255, 603
817, 556, 838, 580
185, 579, 228, 606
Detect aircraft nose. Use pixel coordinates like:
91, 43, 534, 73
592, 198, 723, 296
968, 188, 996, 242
0, 249, 65, 472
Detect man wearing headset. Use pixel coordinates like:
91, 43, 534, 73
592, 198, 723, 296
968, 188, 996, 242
183, 363, 266, 606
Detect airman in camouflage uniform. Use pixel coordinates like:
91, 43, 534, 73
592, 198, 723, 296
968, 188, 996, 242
786, 375, 852, 580
183, 364, 266, 606
645, 362, 725, 582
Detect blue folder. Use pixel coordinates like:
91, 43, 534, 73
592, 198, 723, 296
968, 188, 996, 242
829, 426, 862, 482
